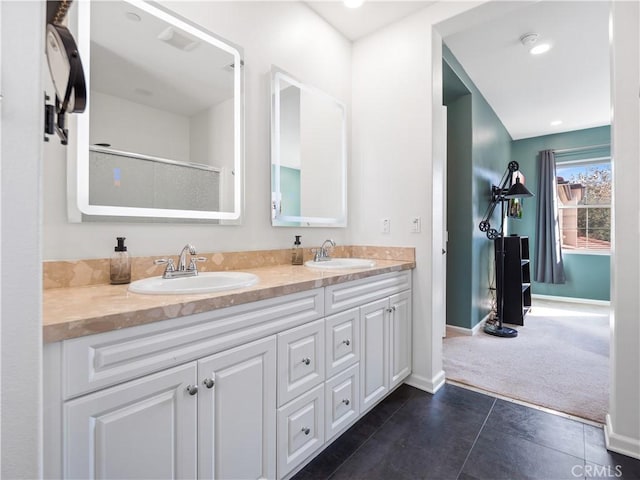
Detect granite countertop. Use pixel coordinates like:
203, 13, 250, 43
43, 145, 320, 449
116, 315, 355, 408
43, 260, 414, 343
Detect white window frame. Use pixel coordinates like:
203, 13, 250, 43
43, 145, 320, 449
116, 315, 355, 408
556, 157, 611, 255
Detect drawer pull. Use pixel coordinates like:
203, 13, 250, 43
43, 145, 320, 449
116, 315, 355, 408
186, 384, 198, 396
301, 427, 310, 435
301, 357, 311, 366
202, 378, 215, 389
342, 398, 350, 406
342, 339, 351, 346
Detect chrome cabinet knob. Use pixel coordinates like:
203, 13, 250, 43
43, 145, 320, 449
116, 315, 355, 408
301, 427, 310, 435
186, 384, 198, 396
342, 339, 351, 346
203, 378, 215, 389
302, 357, 311, 366
342, 399, 350, 406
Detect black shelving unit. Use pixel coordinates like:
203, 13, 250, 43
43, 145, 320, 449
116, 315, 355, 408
495, 235, 531, 326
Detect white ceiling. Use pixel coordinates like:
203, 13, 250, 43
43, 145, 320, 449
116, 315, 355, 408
308, 0, 610, 140
305, 1, 433, 41
444, 1, 610, 140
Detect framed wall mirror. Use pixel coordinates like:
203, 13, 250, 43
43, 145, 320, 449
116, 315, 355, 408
69, 0, 244, 222
270, 68, 347, 227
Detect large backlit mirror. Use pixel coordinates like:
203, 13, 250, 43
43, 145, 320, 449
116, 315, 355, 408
271, 68, 347, 227
69, 0, 243, 222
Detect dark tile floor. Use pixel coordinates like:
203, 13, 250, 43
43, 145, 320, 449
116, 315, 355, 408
293, 383, 640, 480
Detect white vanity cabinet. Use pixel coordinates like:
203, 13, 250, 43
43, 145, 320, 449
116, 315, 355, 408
44, 289, 322, 480
44, 270, 413, 480
325, 271, 412, 415
64, 337, 276, 480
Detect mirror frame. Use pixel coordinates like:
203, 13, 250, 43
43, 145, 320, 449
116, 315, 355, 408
270, 67, 347, 227
69, 0, 244, 221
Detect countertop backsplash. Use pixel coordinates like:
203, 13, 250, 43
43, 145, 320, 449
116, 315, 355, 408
43, 245, 415, 289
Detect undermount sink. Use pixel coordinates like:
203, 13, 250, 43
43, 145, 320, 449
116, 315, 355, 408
304, 258, 376, 270
128, 271, 259, 295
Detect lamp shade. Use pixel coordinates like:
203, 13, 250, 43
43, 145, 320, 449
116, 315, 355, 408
504, 177, 533, 199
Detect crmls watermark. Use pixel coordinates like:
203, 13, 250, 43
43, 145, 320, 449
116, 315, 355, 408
571, 464, 623, 478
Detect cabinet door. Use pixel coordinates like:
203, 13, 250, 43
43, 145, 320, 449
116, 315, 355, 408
359, 298, 389, 413
389, 290, 412, 389
197, 336, 276, 480
325, 308, 359, 379
64, 363, 197, 479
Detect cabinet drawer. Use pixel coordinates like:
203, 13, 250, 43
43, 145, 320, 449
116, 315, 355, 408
325, 271, 411, 316
62, 289, 323, 399
277, 319, 325, 406
325, 308, 359, 379
325, 364, 360, 442
277, 384, 324, 479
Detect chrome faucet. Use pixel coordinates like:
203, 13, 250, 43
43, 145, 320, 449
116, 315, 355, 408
155, 244, 206, 279
314, 239, 336, 262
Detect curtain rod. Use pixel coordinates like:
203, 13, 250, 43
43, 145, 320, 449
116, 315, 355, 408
552, 143, 610, 154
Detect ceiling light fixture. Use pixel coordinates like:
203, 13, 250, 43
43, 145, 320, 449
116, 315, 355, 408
520, 32, 551, 55
550, 120, 563, 126
344, 0, 365, 8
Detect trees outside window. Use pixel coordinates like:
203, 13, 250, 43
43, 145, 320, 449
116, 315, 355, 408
556, 159, 611, 252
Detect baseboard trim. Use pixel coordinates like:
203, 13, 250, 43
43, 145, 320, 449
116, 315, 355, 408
446, 313, 490, 336
406, 370, 445, 394
532, 293, 610, 306
605, 414, 640, 460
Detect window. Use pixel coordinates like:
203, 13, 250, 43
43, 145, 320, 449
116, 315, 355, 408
556, 158, 611, 252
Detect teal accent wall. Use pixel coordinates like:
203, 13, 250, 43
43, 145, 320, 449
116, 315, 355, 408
509, 126, 611, 301
444, 46, 513, 329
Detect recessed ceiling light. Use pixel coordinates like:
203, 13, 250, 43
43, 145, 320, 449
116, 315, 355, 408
520, 32, 551, 55
530, 43, 551, 55
344, 0, 365, 8
550, 120, 563, 126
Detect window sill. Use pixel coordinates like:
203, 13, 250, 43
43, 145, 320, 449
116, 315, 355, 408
562, 249, 611, 256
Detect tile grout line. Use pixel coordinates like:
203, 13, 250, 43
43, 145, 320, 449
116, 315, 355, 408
455, 397, 497, 480
326, 389, 416, 480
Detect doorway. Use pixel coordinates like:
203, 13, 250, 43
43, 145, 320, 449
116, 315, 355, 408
435, 1, 612, 423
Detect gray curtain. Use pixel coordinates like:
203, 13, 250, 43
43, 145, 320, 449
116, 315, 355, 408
535, 150, 566, 283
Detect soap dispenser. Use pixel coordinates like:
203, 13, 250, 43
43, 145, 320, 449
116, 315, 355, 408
291, 235, 303, 265
110, 237, 131, 284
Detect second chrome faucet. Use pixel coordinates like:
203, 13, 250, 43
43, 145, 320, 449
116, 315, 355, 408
155, 244, 206, 279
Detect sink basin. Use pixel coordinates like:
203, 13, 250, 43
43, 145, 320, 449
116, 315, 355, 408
128, 271, 259, 295
304, 258, 376, 270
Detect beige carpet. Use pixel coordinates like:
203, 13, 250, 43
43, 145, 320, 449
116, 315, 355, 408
443, 300, 609, 423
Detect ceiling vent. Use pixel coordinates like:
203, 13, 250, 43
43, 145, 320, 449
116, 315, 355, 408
158, 27, 199, 51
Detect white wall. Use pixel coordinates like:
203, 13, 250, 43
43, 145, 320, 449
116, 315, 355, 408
607, 0, 640, 459
279, 87, 301, 169
350, 3, 473, 392
90, 90, 191, 163
300, 91, 343, 218
44, 1, 352, 260
1, 1, 43, 476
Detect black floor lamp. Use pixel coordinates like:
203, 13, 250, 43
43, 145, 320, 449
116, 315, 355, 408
478, 161, 534, 338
